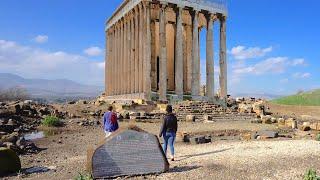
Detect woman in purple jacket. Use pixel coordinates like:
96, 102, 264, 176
102, 106, 119, 138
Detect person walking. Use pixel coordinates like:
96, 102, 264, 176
159, 105, 178, 161
102, 106, 119, 138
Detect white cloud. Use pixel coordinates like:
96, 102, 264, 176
291, 58, 306, 66
230, 46, 272, 60
280, 78, 289, 83
33, 35, 48, 43
0, 39, 104, 85
233, 57, 288, 75
84, 46, 104, 56
292, 72, 311, 79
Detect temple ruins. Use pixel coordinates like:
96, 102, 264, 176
104, 0, 227, 103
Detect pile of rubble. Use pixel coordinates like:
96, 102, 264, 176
0, 100, 66, 154
174, 100, 258, 122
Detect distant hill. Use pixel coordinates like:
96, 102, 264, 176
233, 93, 281, 100
0, 73, 104, 102
271, 89, 320, 106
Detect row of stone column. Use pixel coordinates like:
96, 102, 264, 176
105, 2, 151, 100
106, 2, 227, 101
158, 4, 227, 101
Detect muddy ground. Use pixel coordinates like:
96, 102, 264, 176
4, 120, 320, 180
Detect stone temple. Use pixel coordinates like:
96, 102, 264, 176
104, 0, 227, 103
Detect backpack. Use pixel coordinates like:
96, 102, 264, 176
110, 112, 117, 124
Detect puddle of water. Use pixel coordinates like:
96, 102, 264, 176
24, 129, 65, 140
24, 131, 45, 140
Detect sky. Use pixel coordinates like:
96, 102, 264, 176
0, 0, 319, 96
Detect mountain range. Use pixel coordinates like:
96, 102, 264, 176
0, 73, 104, 101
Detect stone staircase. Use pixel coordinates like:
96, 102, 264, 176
174, 101, 257, 122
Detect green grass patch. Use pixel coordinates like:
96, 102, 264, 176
304, 169, 320, 180
41, 116, 62, 127
271, 89, 320, 106
74, 172, 93, 180
316, 134, 320, 141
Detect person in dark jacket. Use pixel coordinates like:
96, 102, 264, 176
159, 105, 178, 161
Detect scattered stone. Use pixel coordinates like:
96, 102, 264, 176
261, 115, 272, 124
0, 147, 21, 176
278, 118, 285, 126
292, 120, 298, 129
186, 115, 195, 122
256, 130, 278, 139
189, 136, 207, 144
285, 118, 294, 128
300, 125, 311, 131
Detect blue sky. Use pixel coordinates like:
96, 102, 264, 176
0, 0, 319, 96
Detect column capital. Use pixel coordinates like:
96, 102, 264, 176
218, 14, 227, 22
159, 1, 168, 8
206, 13, 217, 21
142, 1, 150, 8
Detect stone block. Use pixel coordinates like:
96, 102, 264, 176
186, 115, 195, 122
278, 118, 285, 126
0, 147, 21, 176
285, 118, 294, 128
256, 130, 278, 139
87, 126, 169, 179
261, 115, 272, 124
189, 136, 206, 144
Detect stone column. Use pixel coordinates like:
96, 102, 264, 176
113, 27, 117, 95
107, 29, 113, 96
206, 14, 214, 99
123, 18, 127, 95
219, 16, 227, 99
138, 4, 144, 94
185, 25, 192, 93
125, 16, 130, 95
130, 13, 135, 95
151, 20, 157, 91
144, 2, 151, 101
159, 3, 167, 102
191, 10, 200, 96
114, 24, 119, 95
119, 20, 123, 95
134, 7, 139, 94
105, 30, 109, 95
175, 6, 184, 98
122, 19, 125, 95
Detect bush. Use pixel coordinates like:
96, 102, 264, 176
74, 172, 93, 180
304, 169, 320, 180
316, 134, 320, 141
41, 116, 62, 127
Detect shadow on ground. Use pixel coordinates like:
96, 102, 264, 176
177, 148, 233, 161
169, 165, 201, 173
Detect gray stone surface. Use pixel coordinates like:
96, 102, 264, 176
88, 129, 169, 179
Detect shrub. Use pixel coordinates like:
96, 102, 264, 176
41, 116, 61, 127
304, 169, 320, 180
74, 172, 93, 180
316, 134, 320, 141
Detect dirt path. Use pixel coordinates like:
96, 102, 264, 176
7, 121, 320, 180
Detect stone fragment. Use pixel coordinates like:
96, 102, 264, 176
189, 136, 206, 144
278, 118, 285, 126
285, 118, 294, 128
186, 115, 196, 122
87, 126, 169, 179
0, 147, 21, 176
256, 130, 278, 139
261, 115, 272, 124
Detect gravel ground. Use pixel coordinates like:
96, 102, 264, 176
5, 121, 320, 180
